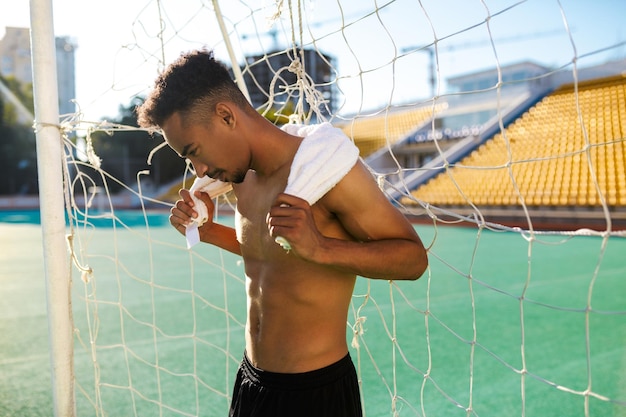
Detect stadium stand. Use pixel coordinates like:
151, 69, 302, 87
409, 74, 626, 229
337, 104, 446, 157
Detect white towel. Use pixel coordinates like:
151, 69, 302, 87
276, 122, 360, 249
185, 176, 233, 248
282, 122, 360, 205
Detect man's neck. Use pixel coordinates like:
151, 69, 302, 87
248, 122, 303, 178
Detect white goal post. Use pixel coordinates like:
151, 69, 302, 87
30, 0, 75, 416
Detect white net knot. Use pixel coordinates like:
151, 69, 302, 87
351, 316, 367, 349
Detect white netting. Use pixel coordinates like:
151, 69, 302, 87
40, 1, 626, 416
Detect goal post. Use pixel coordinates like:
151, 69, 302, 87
29, 0, 75, 416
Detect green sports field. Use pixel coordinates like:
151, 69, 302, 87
1, 213, 625, 416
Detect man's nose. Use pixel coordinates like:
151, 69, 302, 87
187, 158, 208, 178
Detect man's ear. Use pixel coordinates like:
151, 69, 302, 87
215, 102, 235, 127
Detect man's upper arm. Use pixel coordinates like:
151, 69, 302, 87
325, 161, 420, 244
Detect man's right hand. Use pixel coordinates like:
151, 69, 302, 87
169, 188, 215, 236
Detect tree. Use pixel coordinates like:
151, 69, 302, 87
0, 77, 38, 195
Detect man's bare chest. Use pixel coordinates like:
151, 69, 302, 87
234, 171, 288, 259
234, 169, 347, 260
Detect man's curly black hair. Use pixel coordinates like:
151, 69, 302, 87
137, 49, 249, 129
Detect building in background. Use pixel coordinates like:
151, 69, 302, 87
242, 48, 337, 121
0, 26, 77, 119
55, 35, 77, 117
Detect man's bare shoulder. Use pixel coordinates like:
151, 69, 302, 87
321, 160, 418, 242
324, 160, 390, 214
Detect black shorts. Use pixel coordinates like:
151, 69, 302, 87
228, 352, 363, 417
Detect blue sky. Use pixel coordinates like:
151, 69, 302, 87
2, 0, 625, 120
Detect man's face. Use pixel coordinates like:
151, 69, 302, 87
161, 111, 248, 184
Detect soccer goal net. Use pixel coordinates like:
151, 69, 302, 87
29, 1, 626, 416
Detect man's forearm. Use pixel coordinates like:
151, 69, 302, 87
201, 223, 241, 256
312, 237, 428, 281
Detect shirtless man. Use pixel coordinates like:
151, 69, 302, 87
137, 49, 428, 417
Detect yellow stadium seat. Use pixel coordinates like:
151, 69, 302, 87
413, 75, 626, 209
